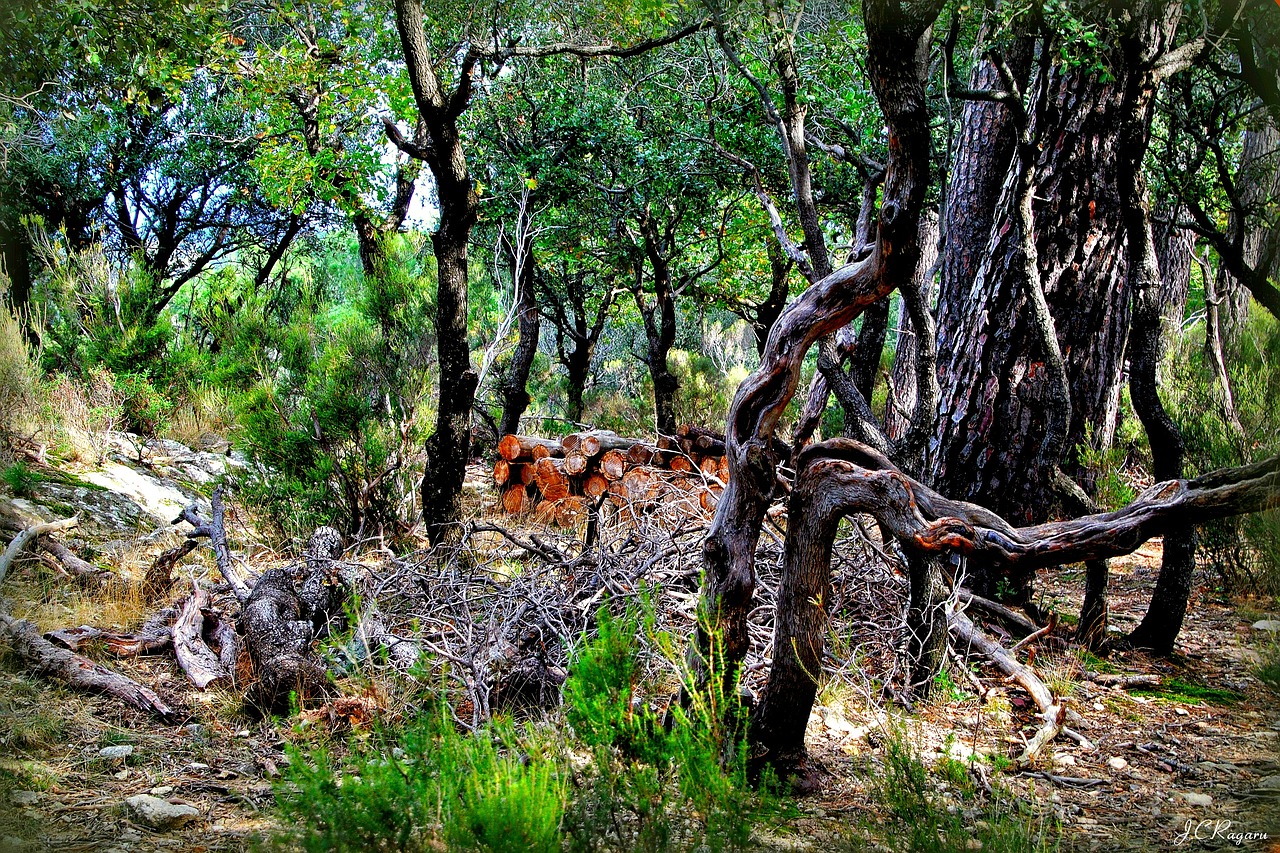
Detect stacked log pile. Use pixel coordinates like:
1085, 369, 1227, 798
493, 427, 731, 526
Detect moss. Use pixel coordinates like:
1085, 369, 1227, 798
1132, 677, 1244, 706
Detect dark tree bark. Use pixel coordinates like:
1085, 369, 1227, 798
391, 0, 482, 545
697, 0, 941, 707
749, 438, 1279, 774
499, 229, 540, 438
543, 266, 617, 423
931, 54, 1133, 526
1113, 1, 1198, 654
0, 217, 31, 316
1153, 210, 1194, 335
885, 210, 940, 472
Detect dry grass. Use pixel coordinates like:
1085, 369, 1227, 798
161, 385, 237, 449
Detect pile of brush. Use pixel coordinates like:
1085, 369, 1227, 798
492, 426, 731, 527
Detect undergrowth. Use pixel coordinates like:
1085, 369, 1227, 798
267, 600, 785, 853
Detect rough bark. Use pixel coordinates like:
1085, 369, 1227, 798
1113, 1, 1196, 654
932, 53, 1132, 525
173, 586, 230, 690
748, 437, 1276, 771
393, 0, 481, 546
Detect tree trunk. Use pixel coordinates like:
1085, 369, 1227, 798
499, 233, 540, 438
931, 58, 1133, 526
1153, 211, 1193, 335
886, 209, 940, 468
1112, 0, 1193, 655
393, 0, 481, 546
423, 221, 480, 544
1216, 113, 1280, 345
698, 0, 940, 707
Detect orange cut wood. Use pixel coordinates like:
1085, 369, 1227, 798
600, 450, 627, 480
584, 473, 609, 497
493, 459, 511, 486
565, 452, 590, 476
503, 485, 531, 514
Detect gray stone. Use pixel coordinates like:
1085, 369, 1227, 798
1256, 775, 1280, 791
7, 791, 40, 806
1178, 791, 1213, 808
98, 745, 134, 761
1252, 620, 1280, 632
125, 794, 200, 830
1107, 757, 1129, 771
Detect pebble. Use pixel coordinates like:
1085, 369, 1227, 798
1107, 757, 1129, 771
1052, 752, 1076, 767
1175, 707, 1189, 716
1256, 775, 1280, 791
125, 794, 200, 830
98, 745, 134, 761
1178, 792, 1213, 808
150, 785, 174, 797
113, 770, 129, 780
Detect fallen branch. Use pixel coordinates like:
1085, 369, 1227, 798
0, 612, 178, 721
173, 585, 230, 690
1085, 672, 1160, 688
959, 591, 1041, 636
0, 516, 78, 586
950, 610, 1090, 763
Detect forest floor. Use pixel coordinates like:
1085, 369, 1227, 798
0, 453, 1277, 852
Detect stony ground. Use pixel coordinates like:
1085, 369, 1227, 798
0, 444, 1278, 852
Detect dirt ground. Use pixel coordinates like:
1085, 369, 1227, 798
1, 534, 1279, 852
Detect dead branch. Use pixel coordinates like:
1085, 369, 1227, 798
0, 516, 78, 586
173, 585, 230, 690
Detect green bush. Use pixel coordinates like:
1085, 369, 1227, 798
1, 460, 42, 498
270, 710, 565, 853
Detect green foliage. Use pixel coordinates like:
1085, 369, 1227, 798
562, 601, 781, 853
1166, 308, 1280, 594
1, 460, 41, 498
1131, 677, 1243, 706
854, 723, 1058, 853
0, 276, 41, 440
29, 232, 172, 381
1076, 423, 1137, 510
270, 709, 565, 853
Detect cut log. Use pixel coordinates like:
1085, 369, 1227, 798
606, 481, 628, 507
0, 612, 178, 721
718, 457, 730, 482
563, 430, 640, 457
622, 467, 658, 500
627, 443, 658, 466
584, 473, 609, 498
669, 455, 694, 473
600, 450, 628, 481
520, 463, 537, 485
173, 586, 230, 690
555, 496, 586, 528
700, 488, 722, 514
534, 457, 570, 501
564, 452, 591, 476
534, 500, 559, 525
498, 434, 563, 462
699, 456, 720, 477
493, 459, 512, 487
503, 485, 533, 515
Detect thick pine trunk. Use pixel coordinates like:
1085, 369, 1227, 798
931, 60, 1132, 526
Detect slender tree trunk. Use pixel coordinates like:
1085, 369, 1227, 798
0, 218, 31, 317
1216, 113, 1280, 345
1114, 0, 1194, 654
1153, 211, 1193, 336
499, 234, 540, 438
849, 297, 889, 403
393, 0, 481, 546
699, 0, 940, 709
905, 551, 948, 696
886, 210, 940, 468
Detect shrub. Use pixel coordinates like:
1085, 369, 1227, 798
0, 275, 41, 441
270, 709, 566, 853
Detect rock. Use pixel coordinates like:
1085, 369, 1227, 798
98, 745, 134, 761
8, 791, 40, 806
1178, 792, 1213, 808
150, 785, 174, 797
125, 794, 200, 830
1052, 752, 1076, 767
0, 836, 32, 853
1107, 757, 1129, 771
1175, 707, 1189, 716
1256, 775, 1280, 792
1252, 620, 1280, 632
